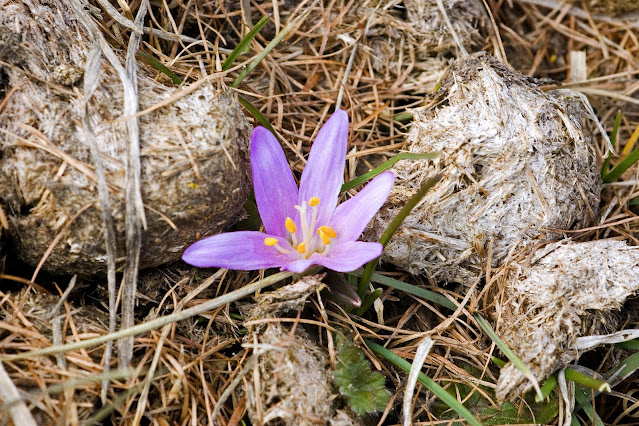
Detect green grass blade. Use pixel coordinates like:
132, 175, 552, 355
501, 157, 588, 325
573, 352, 639, 416
222, 15, 270, 71
601, 110, 621, 178
608, 352, 639, 387
341, 152, 439, 192
473, 313, 543, 400
137, 50, 183, 85
393, 112, 414, 122
536, 374, 557, 402
602, 146, 639, 183
574, 386, 605, 426
565, 368, 610, 392
231, 10, 309, 88
357, 174, 441, 298
614, 339, 639, 350
347, 269, 456, 310
365, 339, 483, 426
491, 356, 507, 368
238, 96, 278, 137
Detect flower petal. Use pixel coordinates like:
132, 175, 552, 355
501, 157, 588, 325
281, 258, 315, 273
251, 127, 299, 237
313, 241, 383, 272
329, 171, 395, 243
298, 109, 349, 226
182, 231, 292, 270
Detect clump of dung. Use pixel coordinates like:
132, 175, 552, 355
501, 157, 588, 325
493, 239, 639, 400
242, 275, 361, 425
367, 52, 601, 284
0, 0, 251, 276
351, 0, 486, 85
272, 0, 486, 94
570, 0, 639, 15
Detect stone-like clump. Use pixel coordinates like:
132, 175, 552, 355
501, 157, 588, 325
0, 0, 252, 276
494, 239, 639, 400
368, 52, 602, 285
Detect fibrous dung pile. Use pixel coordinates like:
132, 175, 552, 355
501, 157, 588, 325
0, 0, 251, 276
242, 275, 361, 425
494, 239, 639, 400
368, 52, 602, 284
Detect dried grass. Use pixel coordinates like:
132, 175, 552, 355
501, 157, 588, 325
1, 0, 639, 424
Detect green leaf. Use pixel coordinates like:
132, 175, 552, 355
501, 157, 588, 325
137, 50, 183, 85
479, 397, 559, 425
341, 152, 438, 192
333, 335, 391, 416
222, 15, 270, 71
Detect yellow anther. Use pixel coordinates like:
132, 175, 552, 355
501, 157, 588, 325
309, 197, 320, 207
285, 217, 297, 234
264, 237, 278, 246
318, 226, 337, 238
296, 242, 306, 254
318, 230, 331, 245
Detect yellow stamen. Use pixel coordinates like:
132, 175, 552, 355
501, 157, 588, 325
285, 217, 296, 234
309, 197, 320, 206
296, 242, 306, 254
317, 226, 337, 238
318, 230, 331, 245
264, 237, 278, 246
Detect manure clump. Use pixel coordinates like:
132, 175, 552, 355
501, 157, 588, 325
368, 52, 602, 285
0, 0, 252, 276
494, 239, 639, 400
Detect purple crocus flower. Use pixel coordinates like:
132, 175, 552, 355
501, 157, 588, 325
182, 109, 394, 274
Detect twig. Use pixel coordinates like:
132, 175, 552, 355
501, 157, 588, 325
0, 361, 37, 426
402, 337, 434, 426
80, 40, 120, 405
118, 0, 149, 369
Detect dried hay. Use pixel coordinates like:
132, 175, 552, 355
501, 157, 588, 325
0, 0, 252, 276
569, 0, 639, 16
369, 52, 602, 284
0, 288, 108, 423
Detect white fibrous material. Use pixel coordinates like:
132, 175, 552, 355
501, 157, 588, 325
494, 239, 639, 400
367, 53, 602, 284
